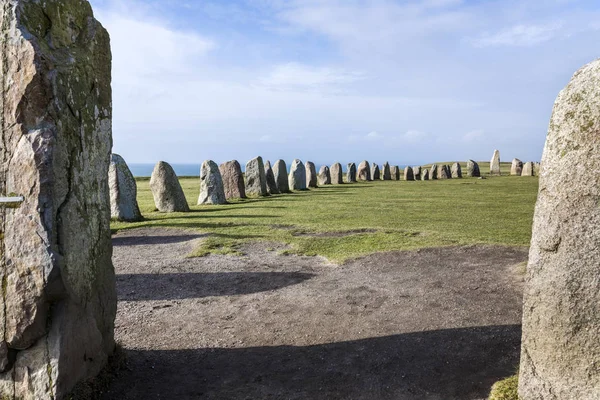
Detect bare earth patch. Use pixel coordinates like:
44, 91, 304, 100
105, 228, 527, 400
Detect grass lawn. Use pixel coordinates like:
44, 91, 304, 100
111, 162, 539, 263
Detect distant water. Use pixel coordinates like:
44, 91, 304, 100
130, 164, 200, 177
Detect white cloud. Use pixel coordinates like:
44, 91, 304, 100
402, 130, 428, 142
463, 130, 485, 142
471, 22, 564, 47
366, 131, 382, 140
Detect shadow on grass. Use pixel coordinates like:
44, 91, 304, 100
104, 325, 521, 400
117, 272, 315, 301
113, 234, 207, 247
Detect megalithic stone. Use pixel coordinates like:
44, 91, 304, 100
264, 161, 280, 195
289, 159, 307, 191
430, 164, 439, 180
272, 160, 290, 193
413, 166, 422, 181
466, 160, 481, 177
490, 150, 501, 176
511, 158, 523, 176
150, 161, 190, 212
318, 166, 331, 185
245, 156, 268, 197
198, 160, 227, 205
0, 1, 116, 397
519, 59, 600, 400
306, 161, 318, 188
371, 163, 380, 180
451, 162, 462, 178
522, 161, 535, 177
346, 163, 357, 183
391, 166, 400, 181
330, 163, 344, 184
404, 166, 415, 181
382, 162, 392, 180
358, 161, 371, 181
219, 160, 246, 199
109, 154, 143, 222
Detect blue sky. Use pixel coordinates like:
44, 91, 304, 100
89, 0, 600, 167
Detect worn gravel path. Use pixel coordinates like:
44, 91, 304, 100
104, 228, 527, 400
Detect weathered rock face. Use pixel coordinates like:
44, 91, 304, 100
272, 160, 290, 193
358, 161, 372, 181
466, 160, 481, 177
318, 166, 331, 185
404, 167, 415, 181
438, 165, 451, 179
306, 161, 318, 188
518, 60, 600, 400
413, 166, 422, 181
534, 162, 541, 176
391, 166, 400, 181
245, 157, 268, 197
451, 162, 462, 179
0, 1, 116, 398
150, 162, 190, 212
371, 163, 381, 180
430, 164, 439, 180
422, 169, 430, 181
490, 150, 501, 176
264, 161, 280, 195
108, 154, 142, 222
219, 160, 246, 199
522, 162, 535, 177
289, 160, 307, 190
511, 158, 523, 176
330, 163, 344, 184
198, 160, 227, 205
382, 163, 392, 180
346, 163, 357, 183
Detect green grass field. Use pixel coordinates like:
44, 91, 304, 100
112, 161, 539, 263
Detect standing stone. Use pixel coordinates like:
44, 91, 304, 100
519, 60, 600, 400
150, 162, 190, 212
371, 163, 381, 180
219, 160, 246, 199
391, 166, 400, 181
404, 166, 415, 181
318, 166, 331, 185
306, 161, 318, 188
108, 154, 142, 222
430, 164, 439, 180
289, 160, 307, 191
264, 161, 280, 195
198, 160, 227, 205
466, 160, 481, 177
272, 160, 290, 193
534, 162, 541, 176
522, 162, 535, 177
422, 169, 430, 181
0, 1, 116, 398
511, 158, 523, 176
358, 161, 372, 181
413, 166, 422, 181
451, 162, 462, 178
438, 165, 451, 179
347, 163, 357, 183
382, 163, 392, 180
490, 150, 501, 176
245, 157, 268, 197
330, 163, 344, 184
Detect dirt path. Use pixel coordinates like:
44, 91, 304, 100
104, 228, 528, 400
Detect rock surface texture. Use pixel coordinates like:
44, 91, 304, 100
289, 160, 307, 191
264, 161, 280, 195
318, 166, 331, 185
306, 161, 318, 188
330, 163, 344, 184
518, 59, 600, 400
109, 154, 142, 221
198, 160, 227, 205
245, 157, 268, 197
346, 163, 357, 183
522, 162, 535, 177
272, 160, 290, 193
511, 158, 523, 176
0, 1, 117, 398
490, 150, 501, 176
219, 160, 246, 199
358, 161, 371, 181
150, 162, 190, 212
451, 163, 462, 179
466, 160, 481, 177
438, 165, 451, 179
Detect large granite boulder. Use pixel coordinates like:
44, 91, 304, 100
382, 163, 392, 180
0, 1, 116, 397
108, 154, 142, 222
198, 160, 227, 205
346, 163, 357, 183
438, 164, 451, 179
519, 60, 600, 400
289, 159, 307, 191
490, 150, 501, 176
150, 162, 190, 212
245, 157, 268, 197
371, 163, 381, 180
422, 169, 430, 181
272, 160, 290, 193
451, 162, 462, 178
522, 162, 535, 177
404, 166, 415, 181
466, 160, 481, 177
318, 166, 331, 185
358, 161, 372, 181
511, 158, 523, 176
413, 166, 422, 181
430, 164, 439, 180
219, 160, 246, 199
330, 163, 344, 184
306, 161, 318, 188
264, 161, 280, 195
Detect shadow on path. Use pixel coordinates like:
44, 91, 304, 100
113, 234, 206, 247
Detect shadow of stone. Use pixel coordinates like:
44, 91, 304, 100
112, 234, 206, 247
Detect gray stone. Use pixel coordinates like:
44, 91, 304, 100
306, 161, 318, 188
430, 164, 439, 180
264, 161, 280, 195
466, 160, 481, 177
404, 166, 415, 181
413, 166, 422, 181
519, 60, 600, 400
534, 162, 541, 176
245, 157, 268, 197
150, 162, 190, 212
289, 160, 307, 191
382, 163, 392, 180
198, 160, 227, 205
371, 163, 381, 180
108, 154, 142, 222
346, 163, 357, 183
422, 169, 430, 181
358, 161, 372, 181
0, 1, 116, 397
522, 162, 535, 177
490, 150, 501, 176
219, 160, 246, 199
330, 163, 344, 184
391, 166, 400, 181
272, 160, 290, 193
451, 163, 462, 178
318, 166, 331, 185
438, 165, 451, 179
511, 158, 523, 176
